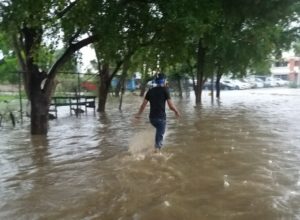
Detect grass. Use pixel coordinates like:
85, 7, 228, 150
0, 94, 20, 102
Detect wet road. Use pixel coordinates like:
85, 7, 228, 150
0, 88, 300, 220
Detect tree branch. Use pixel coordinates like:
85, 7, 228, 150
69, 29, 82, 45
44, 35, 97, 93
12, 34, 26, 71
109, 60, 124, 82
56, 0, 78, 19
109, 50, 136, 82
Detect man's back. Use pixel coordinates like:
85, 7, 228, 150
145, 87, 170, 119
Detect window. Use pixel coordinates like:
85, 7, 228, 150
275, 61, 288, 67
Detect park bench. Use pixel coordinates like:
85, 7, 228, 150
49, 96, 96, 118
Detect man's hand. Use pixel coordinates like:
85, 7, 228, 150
167, 99, 180, 119
134, 113, 142, 119
132, 113, 142, 126
135, 99, 148, 119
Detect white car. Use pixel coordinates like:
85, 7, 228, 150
220, 79, 237, 90
243, 78, 257, 88
231, 79, 251, 89
244, 78, 265, 88
264, 77, 277, 87
274, 78, 289, 86
254, 78, 265, 88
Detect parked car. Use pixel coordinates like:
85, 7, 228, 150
220, 79, 238, 90
273, 77, 289, 86
223, 79, 251, 90
242, 78, 257, 88
203, 80, 236, 90
254, 78, 265, 88
244, 77, 264, 88
203, 81, 214, 90
220, 81, 235, 90
264, 77, 277, 87
236, 79, 252, 89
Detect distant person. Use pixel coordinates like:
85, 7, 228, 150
135, 73, 180, 152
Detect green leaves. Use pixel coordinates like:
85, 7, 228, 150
0, 0, 299, 80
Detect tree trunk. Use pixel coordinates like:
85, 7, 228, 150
118, 78, 126, 111
210, 75, 214, 102
195, 38, 206, 105
139, 83, 147, 97
177, 78, 183, 98
30, 92, 50, 134
118, 58, 129, 111
98, 82, 110, 112
98, 64, 110, 112
114, 77, 122, 97
20, 26, 52, 134
216, 73, 222, 99
29, 69, 52, 134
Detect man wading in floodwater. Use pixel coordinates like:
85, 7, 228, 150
135, 73, 180, 153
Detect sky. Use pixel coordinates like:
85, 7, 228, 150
79, 46, 97, 73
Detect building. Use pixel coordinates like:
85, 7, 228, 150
270, 56, 300, 86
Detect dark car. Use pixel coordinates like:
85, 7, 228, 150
203, 81, 214, 90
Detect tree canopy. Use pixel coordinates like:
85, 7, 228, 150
0, 0, 300, 134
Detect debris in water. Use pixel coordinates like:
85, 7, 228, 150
164, 201, 171, 207
224, 175, 230, 188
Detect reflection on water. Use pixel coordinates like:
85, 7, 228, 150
0, 88, 300, 219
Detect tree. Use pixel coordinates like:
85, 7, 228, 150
0, 56, 19, 83
0, 0, 96, 134
0, 32, 19, 83
1, 0, 299, 134
175, 0, 300, 102
91, 0, 163, 112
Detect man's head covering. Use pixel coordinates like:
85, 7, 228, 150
155, 73, 166, 85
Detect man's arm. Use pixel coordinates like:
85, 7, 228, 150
135, 99, 148, 118
167, 99, 180, 118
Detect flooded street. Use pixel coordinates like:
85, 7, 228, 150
0, 88, 300, 220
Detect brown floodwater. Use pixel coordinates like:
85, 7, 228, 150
0, 88, 300, 220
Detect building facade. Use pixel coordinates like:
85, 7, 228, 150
271, 56, 300, 86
